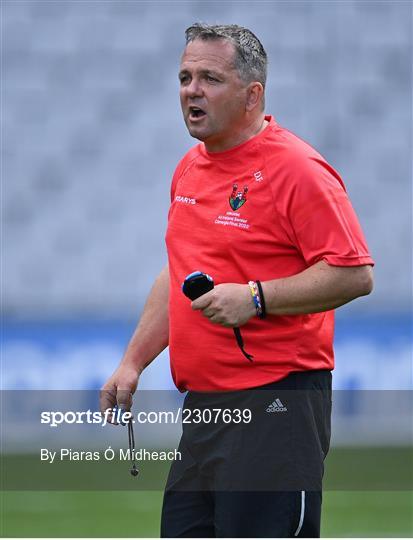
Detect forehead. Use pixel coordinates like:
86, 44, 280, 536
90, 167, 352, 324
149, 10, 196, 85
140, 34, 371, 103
180, 39, 237, 73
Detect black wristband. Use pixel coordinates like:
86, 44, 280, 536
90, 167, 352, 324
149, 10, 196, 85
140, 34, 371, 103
256, 280, 266, 319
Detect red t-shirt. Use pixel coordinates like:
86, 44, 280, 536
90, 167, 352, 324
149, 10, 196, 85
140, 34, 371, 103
165, 116, 374, 392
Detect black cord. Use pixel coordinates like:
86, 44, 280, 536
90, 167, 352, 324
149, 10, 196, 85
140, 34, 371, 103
233, 328, 254, 361
128, 419, 139, 476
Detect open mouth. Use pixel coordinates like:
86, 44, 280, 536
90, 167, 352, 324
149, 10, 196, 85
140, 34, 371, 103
189, 106, 206, 121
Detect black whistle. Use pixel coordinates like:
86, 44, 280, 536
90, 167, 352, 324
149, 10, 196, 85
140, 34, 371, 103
182, 271, 214, 300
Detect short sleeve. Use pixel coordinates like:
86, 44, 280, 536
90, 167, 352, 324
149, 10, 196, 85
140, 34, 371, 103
170, 163, 182, 203
169, 147, 200, 204
285, 157, 374, 267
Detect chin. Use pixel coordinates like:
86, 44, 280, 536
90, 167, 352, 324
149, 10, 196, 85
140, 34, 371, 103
187, 126, 209, 142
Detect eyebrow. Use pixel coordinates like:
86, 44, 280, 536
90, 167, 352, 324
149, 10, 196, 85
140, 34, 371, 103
178, 68, 224, 79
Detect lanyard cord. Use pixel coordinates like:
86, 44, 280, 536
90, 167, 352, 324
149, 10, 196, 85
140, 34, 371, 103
233, 327, 254, 361
128, 419, 139, 476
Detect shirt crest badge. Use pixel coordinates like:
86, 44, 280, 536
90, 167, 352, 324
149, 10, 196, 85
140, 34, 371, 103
229, 184, 248, 211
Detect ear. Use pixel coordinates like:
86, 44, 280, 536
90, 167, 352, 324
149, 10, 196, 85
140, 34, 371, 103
245, 82, 264, 112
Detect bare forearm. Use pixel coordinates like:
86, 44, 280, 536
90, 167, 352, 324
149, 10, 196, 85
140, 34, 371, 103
261, 261, 374, 316
121, 265, 169, 373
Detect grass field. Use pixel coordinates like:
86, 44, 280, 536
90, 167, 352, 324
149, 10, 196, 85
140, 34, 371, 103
1, 490, 412, 537
1, 447, 412, 537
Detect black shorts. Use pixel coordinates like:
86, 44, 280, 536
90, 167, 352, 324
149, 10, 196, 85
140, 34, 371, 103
161, 369, 332, 538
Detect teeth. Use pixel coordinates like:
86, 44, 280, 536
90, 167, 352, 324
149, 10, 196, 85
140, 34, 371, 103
189, 106, 205, 119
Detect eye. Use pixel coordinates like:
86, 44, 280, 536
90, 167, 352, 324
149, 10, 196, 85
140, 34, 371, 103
179, 74, 190, 85
206, 75, 218, 83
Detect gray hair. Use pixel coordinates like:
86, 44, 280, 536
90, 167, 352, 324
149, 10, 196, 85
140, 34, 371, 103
185, 23, 267, 88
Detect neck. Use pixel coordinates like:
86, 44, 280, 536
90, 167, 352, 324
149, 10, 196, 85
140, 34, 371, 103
205, 114, 268, 153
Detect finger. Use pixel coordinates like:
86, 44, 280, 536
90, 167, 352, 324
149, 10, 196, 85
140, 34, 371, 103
116, 390, 133, 412
207, 313, 234, 327
202, 307, 216, 319
191, 291, 214, 310
99, 387, 117, 414
209, 313, 225, 325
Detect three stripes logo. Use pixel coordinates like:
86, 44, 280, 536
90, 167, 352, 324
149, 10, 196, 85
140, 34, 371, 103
266, 398, 288, 413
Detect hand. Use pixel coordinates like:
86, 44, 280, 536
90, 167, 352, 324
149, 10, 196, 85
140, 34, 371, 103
99, 363, 140, 423
191, 283, 256, 327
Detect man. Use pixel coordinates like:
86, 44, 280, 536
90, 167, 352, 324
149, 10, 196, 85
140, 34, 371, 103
101, 24, 374, 537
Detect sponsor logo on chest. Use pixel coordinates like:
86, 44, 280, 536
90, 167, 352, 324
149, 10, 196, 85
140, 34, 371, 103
175, 195, 196, 205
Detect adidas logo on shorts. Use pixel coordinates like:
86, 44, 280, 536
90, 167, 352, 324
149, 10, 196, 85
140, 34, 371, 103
266, 398, 288, 413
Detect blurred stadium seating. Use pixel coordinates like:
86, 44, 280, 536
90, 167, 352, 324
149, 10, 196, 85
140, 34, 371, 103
3, 1, 412, 394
